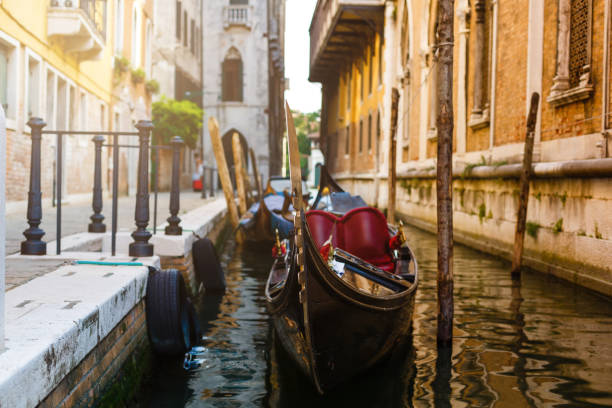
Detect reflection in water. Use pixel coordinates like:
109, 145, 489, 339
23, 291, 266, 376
141, 225, 612, 407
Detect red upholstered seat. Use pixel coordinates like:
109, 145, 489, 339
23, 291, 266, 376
306, 207, 395, 272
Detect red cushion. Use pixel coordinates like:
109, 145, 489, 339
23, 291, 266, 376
306, 207, 394, 272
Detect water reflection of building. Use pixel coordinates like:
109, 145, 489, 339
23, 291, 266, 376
309, 0, 612, 297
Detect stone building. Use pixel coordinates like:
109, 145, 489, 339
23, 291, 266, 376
150, 0, 202, 190
202, 0, 286, 180
310, 0, 612, 296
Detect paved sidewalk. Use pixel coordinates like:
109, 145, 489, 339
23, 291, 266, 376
5, 190, 216, 255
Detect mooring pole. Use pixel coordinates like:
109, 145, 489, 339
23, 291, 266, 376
436, 0, 455, 348
250, 148, 263, 201
388, 88, 400, 224
511, 93, 540, 275
208, 117, 243, 243
232, 133, 248, 215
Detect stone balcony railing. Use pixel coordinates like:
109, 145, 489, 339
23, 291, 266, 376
309, 0, 384, 82
224, 5, 252, 29
47, 0, 107, 60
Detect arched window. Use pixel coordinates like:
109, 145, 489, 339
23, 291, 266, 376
222, 48, 243, 102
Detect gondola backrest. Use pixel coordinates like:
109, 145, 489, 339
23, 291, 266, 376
306, 207, 394, 272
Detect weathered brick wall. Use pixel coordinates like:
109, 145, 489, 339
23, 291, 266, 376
160, 252, 196, 295
39, 301, 149, 408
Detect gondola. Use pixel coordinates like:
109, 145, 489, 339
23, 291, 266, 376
264, 102, 419, 394
238, 176, 309, 242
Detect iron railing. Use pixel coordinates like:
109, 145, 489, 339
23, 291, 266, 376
20, 117, 188, 258
50, 0, 107, 39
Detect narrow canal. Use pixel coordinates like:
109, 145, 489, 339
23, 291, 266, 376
140, 225, 612, 407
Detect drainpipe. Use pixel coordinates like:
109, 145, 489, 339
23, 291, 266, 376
0, 104, 6, 353
488, 0, 499, 150
601, 0, 611, 157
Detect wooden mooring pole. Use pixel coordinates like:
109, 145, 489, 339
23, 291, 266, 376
232, 132, 248, 215
208, 117, 243, 243
436, 0, 455, 348
388, 88, 400, 224
250, 148, 263, 200
511, 92, 540, 275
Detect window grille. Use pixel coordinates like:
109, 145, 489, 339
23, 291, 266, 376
345, 125, 350, 155
359, 119, 363, 153
568, 0, 589, 88
367, 114, 372, 151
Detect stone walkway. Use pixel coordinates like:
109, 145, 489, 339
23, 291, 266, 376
5, 190, 216, 255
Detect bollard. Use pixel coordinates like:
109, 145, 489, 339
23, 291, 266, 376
21, 118, 47, 255
129, 120, 154, 257
89, 135, 106, 232
209, 167, 215, 197
165, 136, 183, 235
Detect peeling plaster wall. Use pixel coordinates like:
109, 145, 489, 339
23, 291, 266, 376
202, 1, 271, 178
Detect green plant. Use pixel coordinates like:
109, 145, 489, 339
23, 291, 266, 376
131, 68, 145, 84
145, 79, 160, 94
534, 191, 542, 201
152, 97, 203, 149
526, 221, 541, 239
478, 203, 486, 223
552, 218, 563, 234
577, 230, 586, 237
554, 191, 568, 206
594, 222, 602, 239
401, 180, 412, 194
114, 56, 130, 74
487, 210, 493, 219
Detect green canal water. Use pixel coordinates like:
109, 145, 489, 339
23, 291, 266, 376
139, 225, 612, 407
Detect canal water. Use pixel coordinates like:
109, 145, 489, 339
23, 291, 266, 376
140, 225, 612, 407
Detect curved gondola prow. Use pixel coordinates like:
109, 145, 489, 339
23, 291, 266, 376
311, 164, 345, 209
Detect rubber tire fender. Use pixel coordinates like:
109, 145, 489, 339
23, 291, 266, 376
184, 297, 203, 347
146, 268, 192, 356
192, 237, 226, 293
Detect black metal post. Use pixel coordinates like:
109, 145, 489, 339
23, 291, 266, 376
21, 118, 47, 255
111, 133, 119, 256
89, 135, 106, 233
209, 167, 214, 197
129, 120, 154, 257
165, 136, 183, 235
56, 132, 63, 255
153, 140, 160, 235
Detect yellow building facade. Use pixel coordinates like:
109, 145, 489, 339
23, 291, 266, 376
1, 0, 153, 203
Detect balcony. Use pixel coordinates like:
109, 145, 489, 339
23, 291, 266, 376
309, 0, 384, 82
47, 0, 106, 60
223, 5, 252, 30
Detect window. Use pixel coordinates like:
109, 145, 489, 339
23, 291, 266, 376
347, 70, 351, 111
0, 31, 19, 123
145, 21, 152, 76
368, 46, 373, 95
360, 61, 364, 101
46, 70, 56, 128
222, 48, 243, 102
183, 11, 188, 47
176, 1, 182, 40
115, 0, 123, 54
468, 0, 490, 126
359, 119, 363, 153
56, 78, 67, 129
368, 113, 372, 151
80, 92, 87, 131
131, 6, 141, 67
190, 19, 195, 54
378, 36, 383, 85
548, 0, 593, 105
69, 86, 77, 131
100, 103, 106, 130
344, 125, 350, 155
25, 51, 42, 121
230, 0, 248, 4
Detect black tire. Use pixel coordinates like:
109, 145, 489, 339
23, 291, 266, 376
192, 237, 226, 293
146, 268, 192, 356
184, 297, 203, 347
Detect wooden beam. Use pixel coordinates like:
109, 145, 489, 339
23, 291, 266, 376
232, 132, 248, 215
208, 117, 242, 243
249, 148, 263, 200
